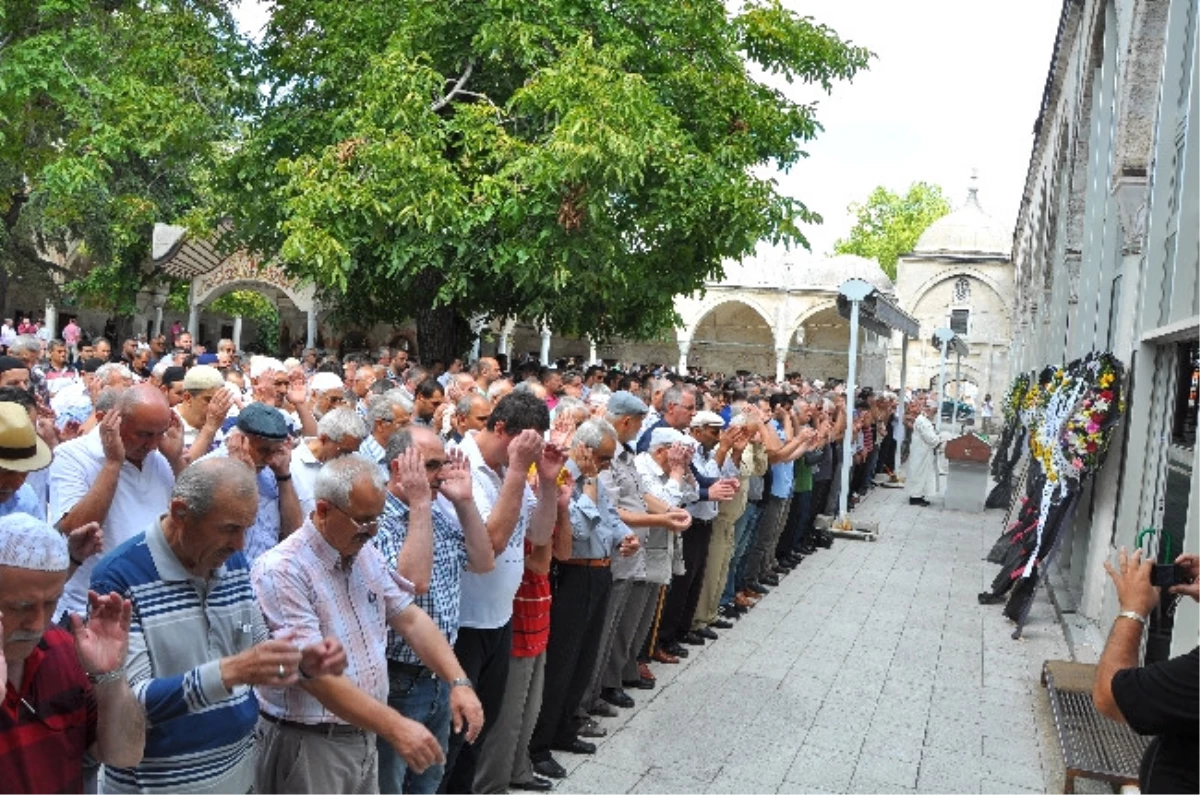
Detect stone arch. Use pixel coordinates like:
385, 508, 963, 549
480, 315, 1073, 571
909, 267, 1011, 321
785, 299, 839, 346
191, 253, 316, 314
681, 294, 777, 344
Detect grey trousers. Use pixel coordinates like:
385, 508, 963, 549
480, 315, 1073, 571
609, 580, 658, 687
254, 716, 379, 794
742, 495, 790, 581
583, 577, 634, 707
473, 653, 546, 793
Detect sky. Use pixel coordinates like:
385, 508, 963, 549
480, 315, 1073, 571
232, 0, 1062, 264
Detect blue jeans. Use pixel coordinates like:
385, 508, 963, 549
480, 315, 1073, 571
378, 668, 451, 794
723, 500, 763, 605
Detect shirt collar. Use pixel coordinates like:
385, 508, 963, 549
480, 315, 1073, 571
146, 516, 226, 583
296, 439, 320, 465
301, 518, 356, 572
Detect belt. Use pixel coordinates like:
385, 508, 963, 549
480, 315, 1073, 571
259, 711, 365, 738
387, 660, 437, 679
560, 557, 611, 568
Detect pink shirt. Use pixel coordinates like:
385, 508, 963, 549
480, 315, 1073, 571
251, 519, 413, 724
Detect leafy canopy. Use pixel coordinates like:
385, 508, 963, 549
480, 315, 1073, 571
222, 0, 872, 358
0, 0, 255, 314
833, 181, 951, 280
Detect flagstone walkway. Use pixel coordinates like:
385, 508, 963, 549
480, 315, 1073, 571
549, 483, 1085, 794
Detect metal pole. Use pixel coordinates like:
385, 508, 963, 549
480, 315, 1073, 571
896, 336, 909, 448
937, 336, 949, 433
951, 351, 962, 427
838, 298, 862, 521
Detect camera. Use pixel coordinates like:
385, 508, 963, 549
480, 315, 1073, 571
1149, 563, 1192, 588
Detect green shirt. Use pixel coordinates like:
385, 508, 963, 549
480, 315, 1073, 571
793, 457, 812, 493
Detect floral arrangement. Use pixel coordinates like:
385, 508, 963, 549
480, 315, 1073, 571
1002, 371, 1032, 424
1059, 352, 1125, 480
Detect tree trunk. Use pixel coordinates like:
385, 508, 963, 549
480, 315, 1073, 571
414, 301, 461, 366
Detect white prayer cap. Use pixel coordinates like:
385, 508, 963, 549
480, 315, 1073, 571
250, 356, 287, 380
0, 513, 69, 572
283, 358, 301, 370
648, 427, 693, 450
310, 372, 344, 393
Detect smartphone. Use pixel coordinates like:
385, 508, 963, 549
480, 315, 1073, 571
1150, 563, 1192, 588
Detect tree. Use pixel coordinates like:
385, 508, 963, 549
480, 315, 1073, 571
833, 182, 951, 280
0, 0, 254, 324
220, 0, 872, 363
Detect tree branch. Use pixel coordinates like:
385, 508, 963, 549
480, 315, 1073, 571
430, 59, 475, 113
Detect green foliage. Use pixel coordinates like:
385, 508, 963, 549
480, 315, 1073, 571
210, 289, 280, 349
221, 0, 872, 359
833, 182, 951, 280
0, 0, 255, 312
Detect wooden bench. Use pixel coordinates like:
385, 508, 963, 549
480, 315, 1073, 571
1041, 660, 1151, 793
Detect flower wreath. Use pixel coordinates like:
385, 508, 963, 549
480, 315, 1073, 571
1002, 371, 1033, 425
1058, 352, 1125, 481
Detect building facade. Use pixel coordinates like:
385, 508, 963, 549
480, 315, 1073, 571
1011, 0, 1197, 658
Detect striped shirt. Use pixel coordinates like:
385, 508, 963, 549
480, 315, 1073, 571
374, 492, 469, 663
90, 520, 267, 794
252, 519, 413, 724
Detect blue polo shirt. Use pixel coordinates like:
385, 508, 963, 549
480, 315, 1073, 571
767, 419, 794, 498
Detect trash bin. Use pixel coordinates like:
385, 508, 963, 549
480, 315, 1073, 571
943, 432, 991, 512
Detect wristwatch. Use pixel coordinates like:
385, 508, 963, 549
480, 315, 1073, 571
449, 677, 474, 689
86, 667, 125, 685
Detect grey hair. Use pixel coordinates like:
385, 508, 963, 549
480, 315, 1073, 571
662, 384, 688, 410
10, 335, 41, 356
554, 396, 586, 417
588, 383, 612, 397
729, 412, 751, 427
94, 386, 125, 414
367, 389, 412, 423
173, 458, 257, 517
572, 418, 616, 450
314, 455, 386, 509
317, 407, 367, 442
486, 379, 512, 400
456, 393, 486, 416
511, 381, 536, 397
96, 362, 133, 384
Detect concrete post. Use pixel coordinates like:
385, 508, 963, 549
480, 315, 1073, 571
43, 299, 57, 338
774, 347, 787, 383
539, 324, 552, 366
677, 338, 690, 374
588, 337, 598, 367
896, 336, 909, 448
838, 296, 863, 521
305, 307, 317, 350
936, 335, 949, 433
232, 315, 243, 352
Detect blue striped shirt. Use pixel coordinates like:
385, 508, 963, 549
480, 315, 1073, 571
91, 520, 267, 794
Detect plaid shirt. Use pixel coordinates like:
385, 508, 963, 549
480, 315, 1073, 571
374, 492, 469, 664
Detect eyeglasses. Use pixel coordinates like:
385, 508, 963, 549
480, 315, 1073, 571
424, 458, 449, 472
326, 501, 380, 535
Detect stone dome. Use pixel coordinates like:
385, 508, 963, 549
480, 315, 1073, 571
913, 181, 1011, 257
714, 245, 893, 294
794, 254, 895, 294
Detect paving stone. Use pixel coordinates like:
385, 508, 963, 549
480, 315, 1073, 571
558, 760, 644, 794
854, 746, 921, 787
627, 767, 712, 794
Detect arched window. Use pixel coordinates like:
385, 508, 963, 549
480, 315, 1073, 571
954, 277, 971, 303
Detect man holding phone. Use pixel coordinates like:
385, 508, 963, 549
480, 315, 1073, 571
1092, 548, 1198, 794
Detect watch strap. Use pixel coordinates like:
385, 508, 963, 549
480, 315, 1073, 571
1117, 610, 1148, 627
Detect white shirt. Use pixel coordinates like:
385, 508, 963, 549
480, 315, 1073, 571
290, 440, 323, 519
456, 431, 536, 629
49, 428, 175, 616
688, 444, 739, 522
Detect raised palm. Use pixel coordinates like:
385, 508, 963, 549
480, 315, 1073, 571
71, 591, 132, 675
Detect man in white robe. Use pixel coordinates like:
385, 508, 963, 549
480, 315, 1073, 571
907, 400, 941, 506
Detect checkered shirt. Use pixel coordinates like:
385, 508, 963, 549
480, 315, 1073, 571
374, 491, 469, 664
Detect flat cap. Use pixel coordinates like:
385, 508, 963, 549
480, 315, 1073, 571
235, 402, 290, 440
310, 372, 345, 393
690, 410, 726, 428
648, 427, 693, 449
607, 390, 648, 417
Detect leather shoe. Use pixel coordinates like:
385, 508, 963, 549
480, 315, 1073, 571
551, 738, 597, 755
637, 662, 656, 683
718, 605, 740, 620
575, 717, 608, 738
651, 648, 680, 664
760, 573, 781, 587
511, 776, 554, 791
679, 631, 706, 646
732, 603, 749, 615
694, 626, 719, 640
600, 687, 635, 709
623, 677, 654, 690
710, 618, 734, 630
587, 700, 619, 717
909, 496, 931, 506
532, 757, 567, 779
661, 641, 689, 657
745, 581, 769, 595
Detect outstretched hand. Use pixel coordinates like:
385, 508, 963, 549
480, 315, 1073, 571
71, 590, 133, 677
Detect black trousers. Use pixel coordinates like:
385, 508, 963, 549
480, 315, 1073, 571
529, 563, 612, 761
808, 478, 833, 532
776, 493, 806, 559
656, 518, 713, 646
439, 622, 513, 794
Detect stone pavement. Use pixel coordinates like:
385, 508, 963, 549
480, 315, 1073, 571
549, 483, 1079, 794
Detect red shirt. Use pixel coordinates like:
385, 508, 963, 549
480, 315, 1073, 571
0, 628, 97, 794
511, 543, 551, 658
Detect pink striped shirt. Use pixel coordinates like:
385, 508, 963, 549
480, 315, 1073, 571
251, 519, 413, 724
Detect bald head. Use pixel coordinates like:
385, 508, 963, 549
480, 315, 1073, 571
118, 384, 173, 464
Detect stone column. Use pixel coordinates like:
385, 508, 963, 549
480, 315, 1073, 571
677, 338, 691, 374
305, 306, 318, 350
150, 285, 168, 337
43, 299, 58, 339
232, 316, 243, 352
186, 282, 199, 338
497, 317, 516, 356
588, 337, 598, 367
469, 314, 488, 363
539, 324, 552, 366
774, 347, 787, 383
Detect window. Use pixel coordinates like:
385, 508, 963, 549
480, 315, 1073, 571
950, 309, 970, 336
953, 277, 971, 303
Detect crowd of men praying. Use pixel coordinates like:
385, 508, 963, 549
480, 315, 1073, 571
0, 330, 925, 794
